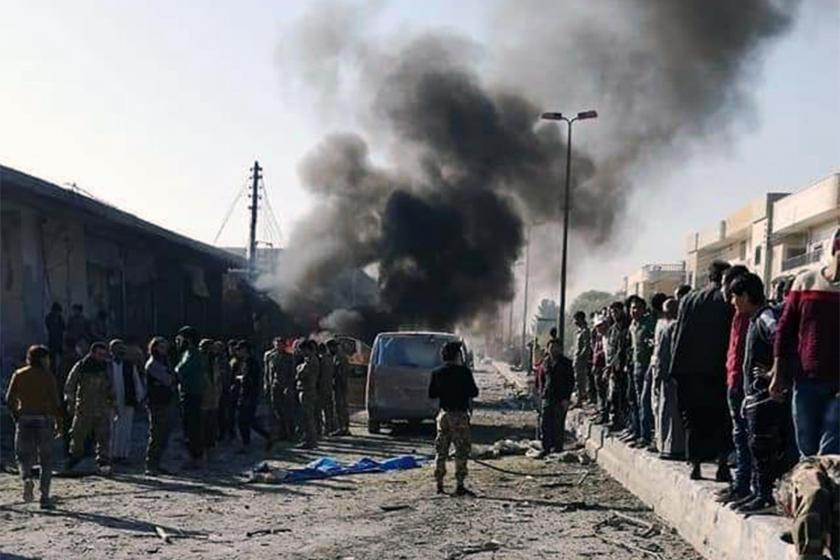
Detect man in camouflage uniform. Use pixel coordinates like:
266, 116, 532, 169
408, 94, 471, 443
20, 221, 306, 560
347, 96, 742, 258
572, 311, 592, 406
428, 341, 479, 496
295, 340, 319, 449
775, 455, 840, 560
329, 340, 351, 436
265, 338, 297, 441
64, 342, 115, 474
317, 343, 337, 437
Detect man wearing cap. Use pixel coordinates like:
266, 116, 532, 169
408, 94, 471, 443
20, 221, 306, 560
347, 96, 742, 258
175, 326, 205, 468
771, 226, 840, 457
590, 314, 610, 424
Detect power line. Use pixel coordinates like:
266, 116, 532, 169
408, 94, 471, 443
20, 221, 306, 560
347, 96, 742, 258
260, 179, 283, 246
212, 180, 249, 245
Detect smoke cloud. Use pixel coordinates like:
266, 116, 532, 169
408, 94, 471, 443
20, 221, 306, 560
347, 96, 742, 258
268, 0, 799, 335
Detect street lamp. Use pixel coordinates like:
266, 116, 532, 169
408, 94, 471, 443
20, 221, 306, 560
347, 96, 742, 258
540, 109, 598, 351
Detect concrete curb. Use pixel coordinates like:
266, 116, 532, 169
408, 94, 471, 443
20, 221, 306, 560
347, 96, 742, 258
566, 409, 796, 560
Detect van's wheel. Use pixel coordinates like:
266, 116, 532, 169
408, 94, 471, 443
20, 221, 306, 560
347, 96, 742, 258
367, 419, 381, 434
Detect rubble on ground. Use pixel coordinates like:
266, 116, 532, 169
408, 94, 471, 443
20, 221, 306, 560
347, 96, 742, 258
473, 438, 542, 459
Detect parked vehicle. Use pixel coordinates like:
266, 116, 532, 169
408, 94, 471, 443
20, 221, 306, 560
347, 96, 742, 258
365, 331, 463, 434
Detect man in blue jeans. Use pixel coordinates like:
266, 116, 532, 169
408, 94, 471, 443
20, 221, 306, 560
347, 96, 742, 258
717, 265, 751, 504
771, 227, 840, 457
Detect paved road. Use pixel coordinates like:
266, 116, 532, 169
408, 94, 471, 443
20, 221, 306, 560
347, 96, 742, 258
0, 363, 702, 559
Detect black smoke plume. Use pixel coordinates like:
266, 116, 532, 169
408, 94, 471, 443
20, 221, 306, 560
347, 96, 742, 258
267, 0, 799, 334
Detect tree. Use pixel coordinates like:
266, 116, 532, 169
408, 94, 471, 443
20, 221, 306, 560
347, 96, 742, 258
531, 298, 558, 336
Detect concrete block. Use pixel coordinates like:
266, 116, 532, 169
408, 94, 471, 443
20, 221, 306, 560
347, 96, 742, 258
567, 409, 796, 560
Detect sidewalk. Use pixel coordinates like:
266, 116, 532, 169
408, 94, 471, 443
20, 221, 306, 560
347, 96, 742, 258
489, 360, 796, 560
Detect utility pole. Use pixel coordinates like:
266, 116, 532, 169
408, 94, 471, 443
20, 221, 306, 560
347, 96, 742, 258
540, 110, 597, 350
520, 224, 531, 365
508, 299, 514, 347
248, 160, 262, 278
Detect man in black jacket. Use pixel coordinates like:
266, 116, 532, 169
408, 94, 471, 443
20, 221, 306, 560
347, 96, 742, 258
428, 341, 479, 496
730, 272, 797, 513
540, 344, 575, 455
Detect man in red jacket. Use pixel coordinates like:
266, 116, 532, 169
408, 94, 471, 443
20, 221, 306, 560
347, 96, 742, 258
771, 227, 840, 457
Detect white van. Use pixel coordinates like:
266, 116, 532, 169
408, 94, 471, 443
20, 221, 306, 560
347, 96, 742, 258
365, 331, 463, 434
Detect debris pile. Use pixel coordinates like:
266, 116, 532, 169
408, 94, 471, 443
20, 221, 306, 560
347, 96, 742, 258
473, 439, 542, 459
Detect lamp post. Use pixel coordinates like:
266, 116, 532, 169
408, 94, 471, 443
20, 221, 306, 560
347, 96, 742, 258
540, 110, 597, 351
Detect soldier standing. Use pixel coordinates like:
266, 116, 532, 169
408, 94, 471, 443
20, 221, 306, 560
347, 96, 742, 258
317, 343, 337, 436
428, 341, 478, 496
175, 326, 205, 469
296, 340, 319, 449
234, 340, 271, 452
214, 341, 234, 442
572, 312, 592, 406
329, 340, 351, 436
606, 301, 630, 432
144, 337, 174, 475
64, 342, 115, 475
6, 345, 63, 508
265, 338, 295, 441
199, 339, 221, 457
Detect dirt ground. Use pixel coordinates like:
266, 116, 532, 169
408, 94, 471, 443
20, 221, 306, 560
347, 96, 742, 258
0, 365, 703, 559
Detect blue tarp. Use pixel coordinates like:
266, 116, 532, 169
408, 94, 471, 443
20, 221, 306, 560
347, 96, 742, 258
250, 455, 424, 484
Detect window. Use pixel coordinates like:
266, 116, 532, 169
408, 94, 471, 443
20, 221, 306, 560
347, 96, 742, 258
376, 335, 459, 369
754, 245, 762, 266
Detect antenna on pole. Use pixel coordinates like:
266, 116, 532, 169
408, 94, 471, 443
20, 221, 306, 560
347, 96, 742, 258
248, 161, 262, 279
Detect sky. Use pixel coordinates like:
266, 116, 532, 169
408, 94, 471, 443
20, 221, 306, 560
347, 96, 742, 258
2, 0, 838, 311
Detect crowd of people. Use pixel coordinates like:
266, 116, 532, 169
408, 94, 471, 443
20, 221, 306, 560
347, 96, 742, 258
543, 227, 839, 558
5, 312, 353, 509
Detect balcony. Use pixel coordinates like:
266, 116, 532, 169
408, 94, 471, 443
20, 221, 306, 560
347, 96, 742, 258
781, 246, 823, 272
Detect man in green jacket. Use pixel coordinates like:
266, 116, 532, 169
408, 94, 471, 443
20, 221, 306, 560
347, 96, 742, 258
64, 342, 115, 475
175, 326, 205, 469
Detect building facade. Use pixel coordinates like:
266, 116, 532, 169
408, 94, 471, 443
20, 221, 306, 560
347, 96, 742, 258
0, 165, 248, 373
622, 263, 688, 300
769, 173, 840, 282
685, 172, 839, 289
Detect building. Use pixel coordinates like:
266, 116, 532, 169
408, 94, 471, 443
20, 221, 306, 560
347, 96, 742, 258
769, 173, 840, 281
0, 164, 248, 372
621, 262, 688, 300
685, 172, 839, 289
